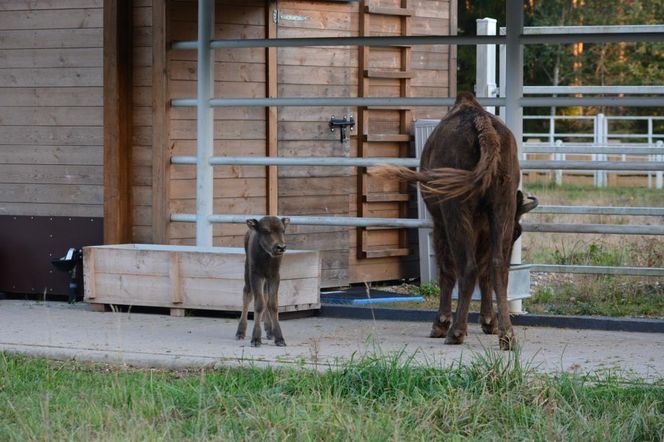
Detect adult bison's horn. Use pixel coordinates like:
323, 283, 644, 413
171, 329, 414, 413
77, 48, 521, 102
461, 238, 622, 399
519, 194, 539, 215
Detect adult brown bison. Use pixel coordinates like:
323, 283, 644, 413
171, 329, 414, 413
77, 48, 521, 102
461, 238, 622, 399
372, 92, 537, 350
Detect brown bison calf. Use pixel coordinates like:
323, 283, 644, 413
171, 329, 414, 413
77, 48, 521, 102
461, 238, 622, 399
235, 216, 290, 347
372, 92, 538, 350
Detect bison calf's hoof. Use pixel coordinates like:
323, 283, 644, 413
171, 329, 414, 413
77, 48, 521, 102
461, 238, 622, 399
499, 334, 517, 351
265, 330, 273, 340
235, 332, 245, 340
274, 338, 287, 347
250, 338, 262, 347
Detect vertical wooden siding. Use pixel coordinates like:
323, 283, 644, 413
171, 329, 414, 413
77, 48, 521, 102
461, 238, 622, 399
0, 1, 104, 217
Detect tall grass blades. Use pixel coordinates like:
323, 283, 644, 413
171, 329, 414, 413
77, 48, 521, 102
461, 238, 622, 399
1, 352, 663, 441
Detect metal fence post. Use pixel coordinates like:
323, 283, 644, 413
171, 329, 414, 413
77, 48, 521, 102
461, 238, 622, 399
196, 0, 215, 247
601, 114, 609, 186
648, 117, 654, 188
476, 18, 497, 114
505, 0, 525, 314
593, 113, 608, 187
498, 41, 506, 120
555, 139, 564, 185
657, 140, 664, 189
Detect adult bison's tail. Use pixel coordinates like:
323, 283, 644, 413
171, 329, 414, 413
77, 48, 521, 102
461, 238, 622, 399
370, 114, 501, 201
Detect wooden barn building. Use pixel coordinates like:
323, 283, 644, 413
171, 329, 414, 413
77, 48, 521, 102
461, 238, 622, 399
0, 0, 457, 295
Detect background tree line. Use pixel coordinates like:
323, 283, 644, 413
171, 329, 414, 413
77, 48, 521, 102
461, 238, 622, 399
456, 0, 663, 137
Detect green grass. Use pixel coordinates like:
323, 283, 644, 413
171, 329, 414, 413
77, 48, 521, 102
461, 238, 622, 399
525, 277, 664, 318
1, 352, 663, 441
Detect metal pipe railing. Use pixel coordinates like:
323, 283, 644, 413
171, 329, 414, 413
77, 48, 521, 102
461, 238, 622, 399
171, 96, 664, 108
521, 96, 664, 107
170, 155, 664, 171
524, 85, 664, 95
529, 264, 664, 277
532, 206, 664, 216
523, 223, 664, 236
523, 160, 663, 171
171, 35, 508, 50
171, 97, 496, 107
169, 213, 664, 236
522, 144, 664, 155
169, 29, 664, 51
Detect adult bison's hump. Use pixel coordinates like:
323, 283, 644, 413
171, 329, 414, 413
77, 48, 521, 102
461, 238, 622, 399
422, 107, 488, 172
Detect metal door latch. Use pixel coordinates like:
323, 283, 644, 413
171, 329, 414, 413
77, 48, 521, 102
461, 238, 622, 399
329, 115, 355, 143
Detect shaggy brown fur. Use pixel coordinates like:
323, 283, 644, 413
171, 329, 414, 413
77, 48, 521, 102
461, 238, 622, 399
372, 112, 500, 201
370, 92, 537, 350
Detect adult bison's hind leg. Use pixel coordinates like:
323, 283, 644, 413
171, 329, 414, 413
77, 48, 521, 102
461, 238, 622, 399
430, 222, 455, 338
478, 270, 498, 335
489, 199, 517, 350
441, 209, 478, 345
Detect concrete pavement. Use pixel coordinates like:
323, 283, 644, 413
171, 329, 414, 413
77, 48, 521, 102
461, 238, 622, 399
1, 299, 662, 378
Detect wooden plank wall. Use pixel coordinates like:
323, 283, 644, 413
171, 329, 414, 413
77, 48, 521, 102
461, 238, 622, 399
276, 0, 357, 286
155, 0, 454, 287
275, 0, 454, 286
0, 1, 104, 217
167, 0, 268, 247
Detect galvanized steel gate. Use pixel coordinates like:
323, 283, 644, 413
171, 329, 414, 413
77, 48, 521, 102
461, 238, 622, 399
169, 0, 664, 298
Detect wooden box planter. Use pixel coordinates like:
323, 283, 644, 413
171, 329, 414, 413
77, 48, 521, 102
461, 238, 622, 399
83, 244, 321, 315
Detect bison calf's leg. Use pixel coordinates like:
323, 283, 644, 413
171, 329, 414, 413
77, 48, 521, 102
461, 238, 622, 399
267, 279, 286, 346
262, 281, 274, 340
235, 284, 252, 340
250, 276, 266, 347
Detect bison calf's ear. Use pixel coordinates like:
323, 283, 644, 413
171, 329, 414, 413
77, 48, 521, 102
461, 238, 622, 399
247, 219, 259, 230
281, 217, 290, 229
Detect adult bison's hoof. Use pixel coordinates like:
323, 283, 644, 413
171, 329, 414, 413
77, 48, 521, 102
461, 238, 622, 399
499, 333, 516, 351
430, 328, 447, 338
274, 338, 287, 347
430, 317, 451, 338
479, 315, 498, 335
250, 338, 262, 347
444, 330, 465, 345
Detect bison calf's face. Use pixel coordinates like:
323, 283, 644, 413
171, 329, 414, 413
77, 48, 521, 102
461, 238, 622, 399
246, 217, 290, 257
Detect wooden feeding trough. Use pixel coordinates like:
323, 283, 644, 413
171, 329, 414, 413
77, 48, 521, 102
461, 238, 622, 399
83, 244, 321, 316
